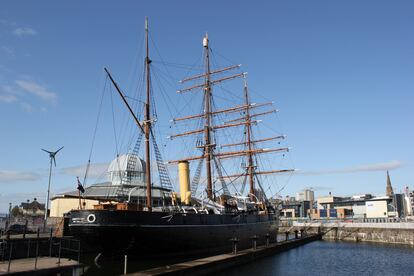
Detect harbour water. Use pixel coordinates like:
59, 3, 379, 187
217, 240, 414, 276
81, 238, 414, 275
81, 234, 295, 275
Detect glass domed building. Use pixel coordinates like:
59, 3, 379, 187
107, 154, 146, 186
50, 154, 172, 217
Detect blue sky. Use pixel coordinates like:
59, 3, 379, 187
0, 1, 413, 212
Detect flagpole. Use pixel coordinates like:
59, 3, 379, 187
77, 176, 83, 209
78, 189, 81, 209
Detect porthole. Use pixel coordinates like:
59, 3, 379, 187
87, 214, 96, 223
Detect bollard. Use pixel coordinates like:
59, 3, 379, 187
27, 239, 31, 258
23, 220, 27, 239
251, 235, 258, 251
58, 239, 62, 264
294, 230, 299, 239
285, 231, 289, 241
78, 240, 81, 263
265, 233, 271, 247
300, 229, 304, 238
7, 243, 13, 273
35, 228, 40, 270
49, 228, 53, 257
124, 255, 128, 274
230, 237, 239, 255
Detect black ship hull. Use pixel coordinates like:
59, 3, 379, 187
68, 209, 278, 256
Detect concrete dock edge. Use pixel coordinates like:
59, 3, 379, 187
132, 234, 322, 276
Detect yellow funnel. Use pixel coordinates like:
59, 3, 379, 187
178, 161, 191, 205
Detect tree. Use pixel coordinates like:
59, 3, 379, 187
11, 205, 22, 217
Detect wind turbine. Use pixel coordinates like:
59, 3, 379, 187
42, 146, 63, 231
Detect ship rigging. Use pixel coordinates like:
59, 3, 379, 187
68, 18, 294, 256
168, 33, 294, 206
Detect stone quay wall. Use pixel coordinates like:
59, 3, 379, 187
281, 222, 414, 246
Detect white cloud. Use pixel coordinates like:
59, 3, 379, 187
0, 73, 57, 112
13, 27, 37, 37
20, 102, 34, 112
1, 46, 15, 57
0, 170, 42, 182
297, 160, 403, 176
0, 78, 19, 104
61, 163, 109, 179
15, 79, 57, 103
0, 19, 17, 27
0, 84, 15, 94
0, 20, 37, 43
0, 65, 15, 75
0, 94, 17, 103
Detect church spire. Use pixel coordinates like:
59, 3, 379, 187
386, 170, 394, 197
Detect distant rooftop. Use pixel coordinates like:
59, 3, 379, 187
20, 199, 45, 211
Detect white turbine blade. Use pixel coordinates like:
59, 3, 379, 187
41, 149, 52, 154
55, 146, 64, 154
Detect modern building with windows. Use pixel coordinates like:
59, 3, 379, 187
280, 196, 311, 218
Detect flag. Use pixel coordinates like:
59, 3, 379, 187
77, 177, 85, 193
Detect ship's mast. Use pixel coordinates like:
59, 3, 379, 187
169, 35, 294, 201
144, 17, 152, 211
203, 34, 213, 200
104, 18, 162, 210
243, 76, 255, 197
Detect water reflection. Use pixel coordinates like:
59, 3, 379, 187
217, 241, 414, 276
79, 239, 414, 275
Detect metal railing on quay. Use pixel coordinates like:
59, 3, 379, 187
0, 227, 81, 273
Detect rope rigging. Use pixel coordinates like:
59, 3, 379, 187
191, 155, 204, 194
93, 29, 296, 204
150, 129, 174, 191
82, 75, 109, 188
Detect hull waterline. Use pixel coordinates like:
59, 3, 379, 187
69, 209, 279, 256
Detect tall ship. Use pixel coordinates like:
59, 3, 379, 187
68, 18, 294, 256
